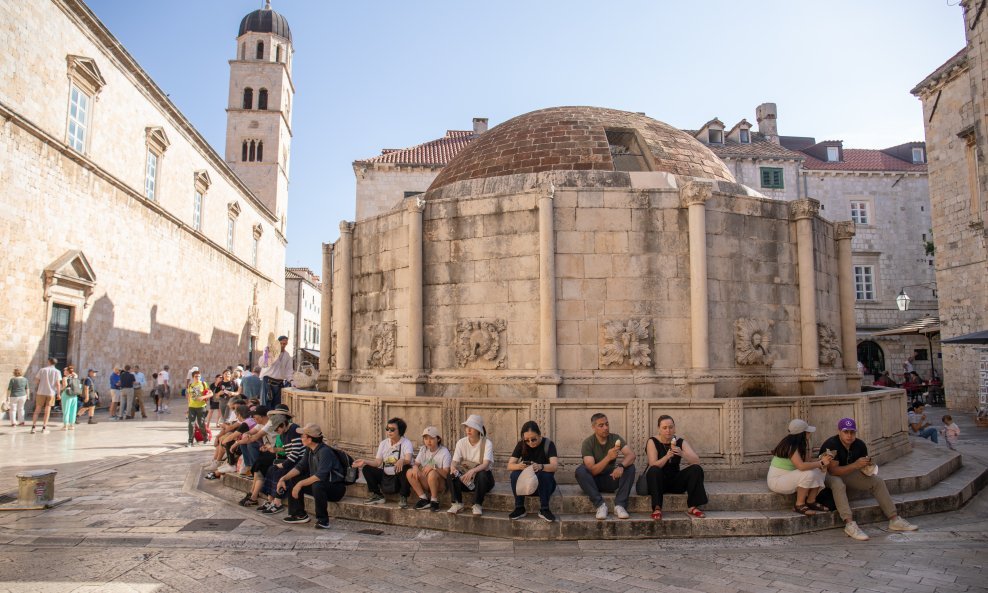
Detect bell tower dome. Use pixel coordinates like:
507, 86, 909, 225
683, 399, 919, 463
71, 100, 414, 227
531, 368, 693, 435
226, 1, 294, 233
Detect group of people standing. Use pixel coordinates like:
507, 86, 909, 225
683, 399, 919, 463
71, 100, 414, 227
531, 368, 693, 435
4, 358, 101, 433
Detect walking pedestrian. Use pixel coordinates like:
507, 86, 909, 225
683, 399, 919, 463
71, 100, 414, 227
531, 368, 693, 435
108, 366, 122, 419
156, 365, 171, 412
119, 365, 137, 419
59, 365, 82, 430
78, 369, 99, 424
31, 358, 61, 433
6, 367, 29, 427
186, 370, 212, 447
132, 365, 148, 418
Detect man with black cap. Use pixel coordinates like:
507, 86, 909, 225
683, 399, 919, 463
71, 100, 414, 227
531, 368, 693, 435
77, 369, 99, 424
821, 417, 918, 541
260, 335, 293, 408
276, 423, 346, 528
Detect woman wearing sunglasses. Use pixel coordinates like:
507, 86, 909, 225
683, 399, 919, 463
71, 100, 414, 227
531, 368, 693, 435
353, 417, 414, 508
506, 420, 558, 522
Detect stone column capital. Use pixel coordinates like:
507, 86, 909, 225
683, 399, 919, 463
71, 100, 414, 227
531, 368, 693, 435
339, 220, 355, 234
679, 180, 714, 208
322, 242, 334, 255
407, 196, 426, 213
835, 220, 856, 240
789, 198, 821, 221
539, 182, 556, 205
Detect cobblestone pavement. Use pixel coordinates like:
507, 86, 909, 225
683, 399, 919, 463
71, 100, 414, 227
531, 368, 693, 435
0, 407, 985, 593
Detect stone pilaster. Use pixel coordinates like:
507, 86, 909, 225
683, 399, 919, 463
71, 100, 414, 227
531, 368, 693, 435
318, 242, 333, 392
536, 185, 561, 398
790, 199, 826, 394
680, 180, 716, 398
332, 221, 354, 393
402, 198, 427, 396
835, 221, 860, 392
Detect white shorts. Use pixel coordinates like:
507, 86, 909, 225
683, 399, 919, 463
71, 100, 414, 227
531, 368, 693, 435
767, 465, 825, 494
110, 389, 122, 403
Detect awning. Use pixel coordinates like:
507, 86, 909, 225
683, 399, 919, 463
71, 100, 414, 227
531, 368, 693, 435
871, 315, 941, 337
301, 348, 320, 358
941, 330, 988, 345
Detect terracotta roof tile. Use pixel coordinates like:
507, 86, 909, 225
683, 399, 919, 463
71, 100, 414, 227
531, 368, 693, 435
685, 131, 805, 160
357, 130, 476, 166
801, 149, 927, 172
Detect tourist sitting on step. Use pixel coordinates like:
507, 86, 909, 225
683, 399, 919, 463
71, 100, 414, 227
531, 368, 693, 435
766, 419, 831, 516
908, 404, 939, 444
448, 414, 495, 516
238, 411, 290, 508
507, 421, 558, 523
276, 423, 347, 528
354, 417, 414, 508
821, 418, 919, 541
642, 414, 708, 520
408, 426, 452, 512
257, 411, 303, 515
575, 413, 636, 520
204, 402, 251, 479
230, 406, 271, 476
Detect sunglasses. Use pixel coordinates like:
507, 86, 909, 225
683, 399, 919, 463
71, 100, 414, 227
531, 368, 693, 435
385, 427, 397, 432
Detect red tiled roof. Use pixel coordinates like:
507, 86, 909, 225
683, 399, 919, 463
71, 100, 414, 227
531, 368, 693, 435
801, 149, 927, 172
357, 130, 476, 166
684, 131, 805, 160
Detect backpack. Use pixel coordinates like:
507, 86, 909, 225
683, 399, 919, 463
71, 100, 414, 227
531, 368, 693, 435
328, 445, 358, 484
194, 425, 212, 443
66, 376, 83, 397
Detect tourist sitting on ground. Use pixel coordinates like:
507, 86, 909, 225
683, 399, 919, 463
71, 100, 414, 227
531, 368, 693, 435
407, 426, 452, 511
258, 411, 303, 515
77, 368, 98, 425
642, 414, 708, 519
575, 413, 636, 520
354, 417, 414, 508
448, 414, 495, 516
185, 371, 212, 447
942, 415, 960, 451
276, 423, 347, 528
766, 419, 832, 516
821, 418, 918, 541
239, 412, 288, 507
908, 404, 939, 444
506, 420, 558, 522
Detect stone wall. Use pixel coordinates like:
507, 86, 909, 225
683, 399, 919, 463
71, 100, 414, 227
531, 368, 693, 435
354, 165, 440, 221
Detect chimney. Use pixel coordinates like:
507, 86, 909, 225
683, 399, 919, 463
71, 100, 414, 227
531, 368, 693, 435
472, 117, 488, 135
755, 102, 779, 143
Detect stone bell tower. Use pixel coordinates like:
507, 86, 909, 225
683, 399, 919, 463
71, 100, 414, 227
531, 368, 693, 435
226, 1, 294, 232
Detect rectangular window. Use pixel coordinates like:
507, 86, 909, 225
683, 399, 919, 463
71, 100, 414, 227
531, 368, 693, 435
760, 167, 784, 189
144, 149, 158, 200
708, 129, 723, 144
227, 218, 235, 251
827, 146, 840, 162
912, 147, 925, 164
192, 190, 203, 231
739, 129, 750, 144
850, 201, 870, 225
853, 265, 875, 300
67, 85, 90, 152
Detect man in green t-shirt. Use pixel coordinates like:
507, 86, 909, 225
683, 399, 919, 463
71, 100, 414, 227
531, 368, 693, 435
575, 413, 637, 520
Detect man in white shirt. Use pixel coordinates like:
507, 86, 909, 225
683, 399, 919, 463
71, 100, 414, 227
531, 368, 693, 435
32, 358, 62, 433
260, 336, 293, 408
132, 365, 148, 419
157, 366, 171, 412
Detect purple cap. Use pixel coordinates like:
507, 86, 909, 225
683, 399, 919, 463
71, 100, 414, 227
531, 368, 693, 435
838, 418, 857, 431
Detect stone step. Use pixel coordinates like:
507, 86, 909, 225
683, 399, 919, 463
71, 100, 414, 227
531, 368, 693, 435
214, 446, 987, 540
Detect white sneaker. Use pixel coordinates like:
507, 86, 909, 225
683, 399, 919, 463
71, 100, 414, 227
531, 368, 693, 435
615, 505, 630, 519
889, 516, 918, 532
472, 504, 483, 516
217, 463, 236, 474
204, 459, 221, 470
844, 521, 870, 541
595, 503, 608, 520
447, 502, 464, 514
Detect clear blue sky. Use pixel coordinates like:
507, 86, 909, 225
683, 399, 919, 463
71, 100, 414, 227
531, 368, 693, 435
85, 0, 964, 273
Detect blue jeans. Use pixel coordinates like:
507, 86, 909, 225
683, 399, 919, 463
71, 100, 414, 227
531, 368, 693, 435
241, 441, 261, 468
574, 464, 635, 509
510, 469, 556, 510
917, 426, 939, 443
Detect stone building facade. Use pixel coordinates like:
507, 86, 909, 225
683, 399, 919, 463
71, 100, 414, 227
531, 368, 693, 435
285, 267, 321, 361
0, 0, 294, 389
912, 0, 988, 410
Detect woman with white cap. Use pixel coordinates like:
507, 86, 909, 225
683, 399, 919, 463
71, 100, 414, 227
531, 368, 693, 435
408, 426, 451, 512
448, 414, 495, 515
767, 418, 833, 516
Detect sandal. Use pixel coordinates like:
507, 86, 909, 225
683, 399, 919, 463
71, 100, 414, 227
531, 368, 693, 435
651, 508, 663, 520
793, 504, 817, 516
805, 501, 829, 512
685, 507, 706, 518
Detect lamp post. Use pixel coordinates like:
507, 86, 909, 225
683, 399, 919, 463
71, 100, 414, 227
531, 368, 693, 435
895, 282, 937, 312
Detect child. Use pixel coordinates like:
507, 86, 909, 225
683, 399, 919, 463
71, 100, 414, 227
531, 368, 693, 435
942, 415, 960, 451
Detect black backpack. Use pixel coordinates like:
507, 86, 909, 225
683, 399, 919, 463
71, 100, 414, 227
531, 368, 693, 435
328, 445, 358, 484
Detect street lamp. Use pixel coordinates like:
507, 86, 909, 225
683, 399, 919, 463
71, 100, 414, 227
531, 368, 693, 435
895, 282, 936, 312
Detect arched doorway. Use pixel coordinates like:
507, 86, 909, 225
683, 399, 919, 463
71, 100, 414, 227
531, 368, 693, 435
857, 340, 885, 379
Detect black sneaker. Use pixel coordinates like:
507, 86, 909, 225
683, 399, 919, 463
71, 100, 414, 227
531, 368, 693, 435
282, 513, 310, 524
238, 495, 258, 507
315, 520, 331, 529
256, 502, 272, 512
414, 498, 431, 511
429, 500, 440, 512
262, 504, 285, 515
509, 507, 527, 520
538, 508, 556, 523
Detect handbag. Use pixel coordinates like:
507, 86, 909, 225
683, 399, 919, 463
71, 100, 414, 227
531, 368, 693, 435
380, 473, 399, 494
515, 465, 538, 496
0, 399, 9, 413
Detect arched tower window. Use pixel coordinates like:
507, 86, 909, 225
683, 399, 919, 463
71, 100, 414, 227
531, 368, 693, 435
257, 141, 263, 162
258, 89, 268, 110
256, 41, 264, 60
241, 140, 248, 162
249, 140, 256, 162
275, 45, 282, 63
242, 87, 253, 110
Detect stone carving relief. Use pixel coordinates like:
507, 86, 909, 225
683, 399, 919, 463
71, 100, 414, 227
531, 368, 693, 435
247, 282, 261, 338
600, 319, 652, 367
679, 180, 713, 208
818, 323, 840, 366
330, 330, 337, 369
455, 319, 507, 369
367, 322, 396, 368
734, 318, 775, 366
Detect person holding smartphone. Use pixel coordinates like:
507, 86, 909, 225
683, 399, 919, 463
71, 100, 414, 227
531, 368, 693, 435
820, 418, 918, 541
